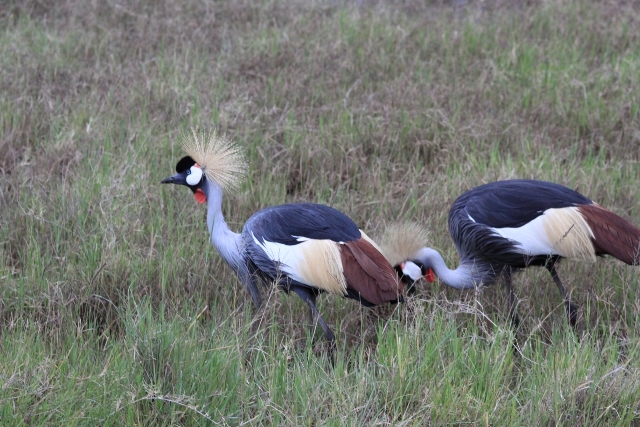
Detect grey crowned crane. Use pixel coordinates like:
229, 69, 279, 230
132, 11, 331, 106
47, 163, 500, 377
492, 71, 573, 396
395, 179, 640, 328
161, 130, 404, 343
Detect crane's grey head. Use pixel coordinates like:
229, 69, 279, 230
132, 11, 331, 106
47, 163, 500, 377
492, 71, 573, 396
161, 156, 207, 204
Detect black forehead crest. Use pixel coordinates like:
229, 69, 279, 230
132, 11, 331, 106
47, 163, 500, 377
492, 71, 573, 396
176, 156, 196, 173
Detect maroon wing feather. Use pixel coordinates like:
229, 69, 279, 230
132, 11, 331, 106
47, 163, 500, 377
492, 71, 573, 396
340, 238, 404, 305
578, 204, 640, 265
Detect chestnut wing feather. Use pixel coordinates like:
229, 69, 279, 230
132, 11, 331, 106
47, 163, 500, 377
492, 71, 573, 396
579, 204, 640, 265
340, 238, 404, 305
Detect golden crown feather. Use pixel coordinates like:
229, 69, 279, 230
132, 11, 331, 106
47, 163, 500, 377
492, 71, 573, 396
378, 222, 430, 266
180, 128, 248, 192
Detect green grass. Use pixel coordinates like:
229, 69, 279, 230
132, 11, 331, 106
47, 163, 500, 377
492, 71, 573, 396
1, 0, 640, 424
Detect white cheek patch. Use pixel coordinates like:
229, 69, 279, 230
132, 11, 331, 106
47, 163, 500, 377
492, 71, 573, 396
186, 166, 203, 186
401, 261, 423, 282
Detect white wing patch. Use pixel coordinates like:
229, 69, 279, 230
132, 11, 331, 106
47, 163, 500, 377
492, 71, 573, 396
491, 206, 596, 262
251, 232, 347, 295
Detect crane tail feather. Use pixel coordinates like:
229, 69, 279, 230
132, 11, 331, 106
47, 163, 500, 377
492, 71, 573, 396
578, 204, 640, 265
340, 236, 404, 305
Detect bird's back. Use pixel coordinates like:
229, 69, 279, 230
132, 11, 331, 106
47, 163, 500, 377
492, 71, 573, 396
449, 179, 640, 269
446, 181, 567, 270
244, 203, 362, 244
242, 203, 403, 305
454, 180, 592, 229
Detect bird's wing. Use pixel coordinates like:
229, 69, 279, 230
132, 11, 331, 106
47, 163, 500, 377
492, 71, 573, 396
461, 180, 592, 229
245, 203, 361, 245
242, 203, 361, 295
578, 203, 640, 265
450, 180, 598, 263
243, 204, 402, 304
340, 234, 403, 305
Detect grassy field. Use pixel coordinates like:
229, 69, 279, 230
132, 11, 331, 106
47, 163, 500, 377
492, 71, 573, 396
1, 0, 640, 425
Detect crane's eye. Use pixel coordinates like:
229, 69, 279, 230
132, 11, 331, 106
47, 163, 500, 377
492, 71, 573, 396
185, 165, 203, 186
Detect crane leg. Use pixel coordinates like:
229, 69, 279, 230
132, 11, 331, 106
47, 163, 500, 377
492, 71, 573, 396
546, 264, 578, 328
503, 269, 520, 329
305, 291, 318, 329
291, 286, 335, 343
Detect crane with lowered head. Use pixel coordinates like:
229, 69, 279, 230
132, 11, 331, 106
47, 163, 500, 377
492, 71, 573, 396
161, 129, 409, 343
389, 179, 640, 328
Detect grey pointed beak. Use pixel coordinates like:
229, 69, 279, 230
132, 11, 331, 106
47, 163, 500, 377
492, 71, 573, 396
161, 173, 183, 184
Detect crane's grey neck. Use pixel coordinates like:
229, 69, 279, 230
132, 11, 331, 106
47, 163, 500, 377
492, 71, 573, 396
202, 178, 242, 271
413, 247, 488, 290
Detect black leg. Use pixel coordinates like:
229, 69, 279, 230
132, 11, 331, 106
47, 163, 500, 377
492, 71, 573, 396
504, 268, 520, 329
291, 286, 335, 343
546, 263, 578, 328
303, 289, 317, 330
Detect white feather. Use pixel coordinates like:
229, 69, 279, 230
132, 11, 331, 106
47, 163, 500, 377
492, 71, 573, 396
401, 261, 423, 282
250, 232, 347, 293
251, 233, 308, 283
491, 214, 556, 255
490, 207, 595, 261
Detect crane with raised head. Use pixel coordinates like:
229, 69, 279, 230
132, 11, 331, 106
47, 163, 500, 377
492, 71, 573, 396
161, 129, 404, 343
392, 179, 640, 328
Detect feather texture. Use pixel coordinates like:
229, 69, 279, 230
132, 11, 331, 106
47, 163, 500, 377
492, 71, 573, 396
340, 237, 403, 305
463, 180, 592, 228
250, 234, 347, 295
244, 203, 361, 245
490, 206, 596, 262
180, 128, 248, 191
241, 203, 403, 303
543, 207, 595, 262
579, 204, 640, 265
378, 222, 430, 266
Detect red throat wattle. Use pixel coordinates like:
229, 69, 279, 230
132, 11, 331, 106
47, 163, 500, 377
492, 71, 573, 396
425, 268, 436, 283
194, 188, 207, 204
